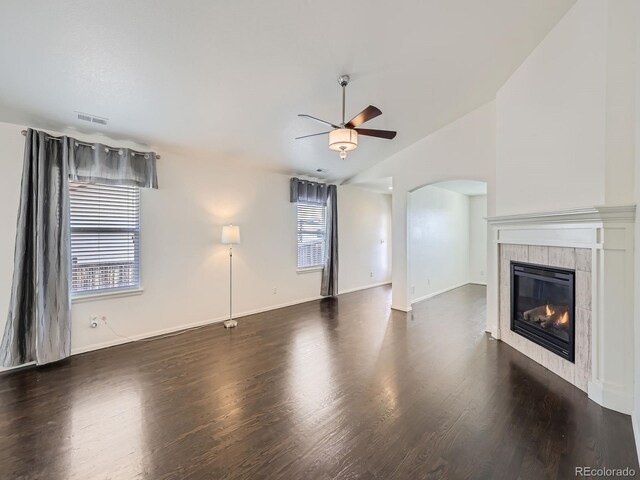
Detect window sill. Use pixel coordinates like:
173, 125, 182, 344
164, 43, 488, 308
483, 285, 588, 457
72, 287, 144, 304
297, 266, 324, 274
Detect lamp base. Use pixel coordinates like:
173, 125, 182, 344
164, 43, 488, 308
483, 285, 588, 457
224, 319, 238, 328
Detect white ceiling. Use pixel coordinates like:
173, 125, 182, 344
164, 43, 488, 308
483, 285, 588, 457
430, 180, 488, 196
352, 177, 394, 195
0, 0, 575, 181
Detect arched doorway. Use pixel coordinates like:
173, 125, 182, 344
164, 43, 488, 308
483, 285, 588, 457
407, 179, 488, 304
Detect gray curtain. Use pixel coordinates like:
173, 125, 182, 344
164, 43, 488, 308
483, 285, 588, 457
1, 130, 72, 366
1, 128, 159, 367
321, 185, 338, 297
69, 142, 158, 188
290, 177, 327, 205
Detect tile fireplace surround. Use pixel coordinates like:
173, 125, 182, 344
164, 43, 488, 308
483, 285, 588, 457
487, 206, 635, 415
500, 244, 591, 391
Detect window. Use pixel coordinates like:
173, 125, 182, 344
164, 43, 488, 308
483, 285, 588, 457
70, 182, 141, 296
296, 202, 326, 269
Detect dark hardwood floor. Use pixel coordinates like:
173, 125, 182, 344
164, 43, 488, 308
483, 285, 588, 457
0, 284, 637, 479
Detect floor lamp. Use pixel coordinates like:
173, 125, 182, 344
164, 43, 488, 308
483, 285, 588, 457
221, 224, 241, 328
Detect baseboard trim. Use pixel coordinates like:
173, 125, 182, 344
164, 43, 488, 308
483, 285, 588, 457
411, 282, 470, 305
70, 294, 326, 356
0, 361, 36, 374
391, 304, 412, 312
3, 285, 397, 371
487, 327, 500, 339
0, 294, 326, 371
588, 379, 634, 415
339, 281, 391, 295
68, 314, 233, 356
2, 283, 399, 371
469, 281, 487, 286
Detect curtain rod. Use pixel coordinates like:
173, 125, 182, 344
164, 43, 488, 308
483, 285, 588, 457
20, 129, 161, 160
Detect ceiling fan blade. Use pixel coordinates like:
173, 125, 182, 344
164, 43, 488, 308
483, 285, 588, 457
298, 114, 339, 129
295, 131, 331, 140
355, 128, 397, 140
345, 105, 382, 128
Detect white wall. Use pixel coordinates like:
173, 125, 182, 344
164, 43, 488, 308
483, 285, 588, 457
0, 121, 391, 357
409, 186, 469, 302
338, 186, 391, 292
408, 188, 487, 302
604, 0, 637, 207
496, 0, 607, 215
496, 0, 637, 215
351, 102, 497, 210
633, 0, 640, 460
350, 101, 496, 312
469, 195, 488, 284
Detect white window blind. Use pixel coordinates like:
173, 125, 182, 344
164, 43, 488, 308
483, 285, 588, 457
70, 182, 140, 296
296, 202, 326, 269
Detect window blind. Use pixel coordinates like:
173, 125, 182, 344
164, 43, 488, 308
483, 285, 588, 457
70, 182, 141, 295
296, 202, 326, 269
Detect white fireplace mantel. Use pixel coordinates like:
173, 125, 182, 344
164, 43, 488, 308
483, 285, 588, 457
487, 205, 636, 226
486, 205, 636, 415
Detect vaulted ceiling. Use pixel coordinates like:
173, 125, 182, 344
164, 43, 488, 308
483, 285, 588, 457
0, 0, 575, 180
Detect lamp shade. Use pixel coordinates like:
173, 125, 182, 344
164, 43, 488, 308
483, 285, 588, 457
221, 225, 241, 244
329, 128, 358, 152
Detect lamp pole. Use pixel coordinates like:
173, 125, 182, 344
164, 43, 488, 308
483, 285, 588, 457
226, 245, 235, 327
221, 224, 240, 328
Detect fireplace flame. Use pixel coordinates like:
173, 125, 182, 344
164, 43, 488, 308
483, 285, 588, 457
558, 311, 569, 325
545, 303, 554, 316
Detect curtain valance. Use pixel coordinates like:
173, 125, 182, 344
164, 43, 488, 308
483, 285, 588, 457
26, 129, 159, 188
290, 177, 327, 205
69, 142, 158, 188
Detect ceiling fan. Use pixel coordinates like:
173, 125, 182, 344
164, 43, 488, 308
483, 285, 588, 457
296, 75, 397, 159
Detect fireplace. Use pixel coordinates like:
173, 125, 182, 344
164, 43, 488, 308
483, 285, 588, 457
511, 262, 575, 362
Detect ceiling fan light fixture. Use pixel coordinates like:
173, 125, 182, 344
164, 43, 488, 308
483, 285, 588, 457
297, 75, 396, 158
329, 128, 358, 155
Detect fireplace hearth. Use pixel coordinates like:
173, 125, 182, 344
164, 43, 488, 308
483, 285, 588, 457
511, 262, 575, 362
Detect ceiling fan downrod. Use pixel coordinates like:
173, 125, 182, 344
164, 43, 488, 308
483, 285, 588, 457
338, 75, 349, 126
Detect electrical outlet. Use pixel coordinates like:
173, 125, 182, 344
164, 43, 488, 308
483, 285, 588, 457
370, 272, 374, 278
427, 279, 431, 285
273, 287, 277, 294
90, 316, 99, 328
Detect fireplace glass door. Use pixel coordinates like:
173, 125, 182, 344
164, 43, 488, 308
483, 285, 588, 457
511, 262, 575, 362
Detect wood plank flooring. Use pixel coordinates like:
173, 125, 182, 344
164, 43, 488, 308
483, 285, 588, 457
0, 284, 637, 479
